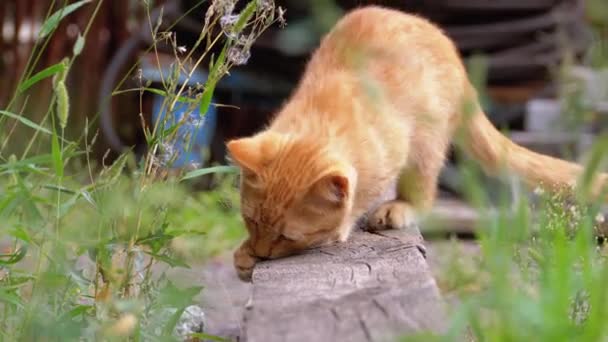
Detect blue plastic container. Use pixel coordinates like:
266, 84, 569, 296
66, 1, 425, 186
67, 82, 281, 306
152, 95, 217, 168
142, 62, 217, 169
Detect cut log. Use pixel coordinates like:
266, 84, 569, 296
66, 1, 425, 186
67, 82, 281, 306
424, 198, 483, 236
241, 227, 448, 342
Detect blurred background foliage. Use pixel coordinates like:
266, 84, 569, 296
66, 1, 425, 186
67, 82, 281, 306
1, 0, 608, 340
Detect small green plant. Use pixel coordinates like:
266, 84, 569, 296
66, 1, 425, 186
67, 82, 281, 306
405, 21, 608, 341
0, 0, 283, 340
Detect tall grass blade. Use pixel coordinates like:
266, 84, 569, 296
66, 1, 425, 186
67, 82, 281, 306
199, 44, 228, 115
18, 62, 67, 93
51, 129, 63, 178
38, 0, 92, 39
0, 110, 52, 135
181, 165, 238, 181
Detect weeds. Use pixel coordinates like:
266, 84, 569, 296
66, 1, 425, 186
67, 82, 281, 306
0, 0, 281, 340
406, 8, 608, 340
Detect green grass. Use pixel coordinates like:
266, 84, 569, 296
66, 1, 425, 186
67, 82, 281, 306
420, 183, 608, 342
404, 9, 608, 341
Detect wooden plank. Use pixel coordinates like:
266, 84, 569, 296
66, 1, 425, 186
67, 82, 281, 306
242, 227, 448, 342
425, 198, 608, 238
424, 198, 482, 235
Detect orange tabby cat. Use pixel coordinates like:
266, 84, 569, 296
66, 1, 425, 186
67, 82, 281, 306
227, 6, 607, 281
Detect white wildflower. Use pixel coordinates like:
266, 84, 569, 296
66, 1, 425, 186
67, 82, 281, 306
227, 45, 251, 65
187, 114, 206, 128
533, 186, 544, 195
220, 14, 239, 31
161, 141, 175, 155
569, 205, 579, 218
188, 162, 202, 170
177, 45, 187, 54
220, 14, 240, 39
159, 142, 177, 165
595, 212, 605, 224
277, 6, 286, 28
213, 0, 235, 15
256, 0, 273, 11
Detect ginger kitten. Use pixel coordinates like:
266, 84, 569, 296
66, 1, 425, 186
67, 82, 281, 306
227, 6, 607, 281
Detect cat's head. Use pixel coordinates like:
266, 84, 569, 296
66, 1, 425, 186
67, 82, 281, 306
227, 131, 355, 259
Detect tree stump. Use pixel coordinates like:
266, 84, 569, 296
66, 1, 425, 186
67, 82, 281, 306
241, 226, 448, 342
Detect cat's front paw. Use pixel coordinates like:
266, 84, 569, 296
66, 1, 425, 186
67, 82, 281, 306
234, 240, 258, 282
368, 200, 416, 231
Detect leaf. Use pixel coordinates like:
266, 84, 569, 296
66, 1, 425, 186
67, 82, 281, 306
73, 33, 85, 56
143, 87, 172, 97
9, 226, 32, 244
42, 184, 77, 194
18, 62, 67, 93
98, 151, 130, 185
154, 281, 203, 309
145, 251, 190, 268
8, 153, 55, 167
38, 0, 92, 39
199, 44, 228, 115
0, 162, 47, 176
0, 192, 19, 220
0, 246, 28, 266
198, 82, 216, 117
112, 88, 195, 104
58, 193, 80, 217
162, 307, 185, 337
0, 289, 23, 308
0, 151, 82, 175
180, 165, 238, 181
2, 275, 35, 290
52, 58, 69, 88
15, 176, 44, 225
136, 231, 174, 254
52, 128, 63, 178
80, 190, 96, 207
0, 110, 52, 135
62, 305, 93, 319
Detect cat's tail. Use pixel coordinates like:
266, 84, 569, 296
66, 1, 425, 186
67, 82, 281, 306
459, 103, 607, 198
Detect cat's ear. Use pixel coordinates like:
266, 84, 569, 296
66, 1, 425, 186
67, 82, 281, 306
308, 171, 352, 206
226, 132, 283, 174
226, 137, 261, 174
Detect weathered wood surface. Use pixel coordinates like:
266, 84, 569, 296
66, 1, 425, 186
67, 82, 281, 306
241, 227, 448, 342
425, 198, 482, 235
